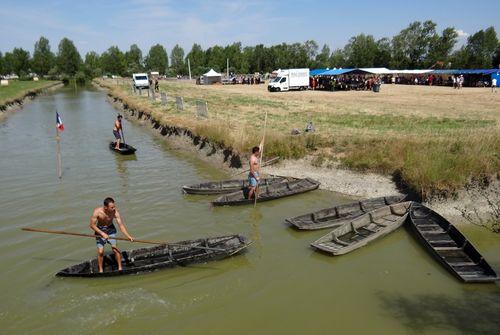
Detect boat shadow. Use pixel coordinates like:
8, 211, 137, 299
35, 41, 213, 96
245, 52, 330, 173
376, 289, 500, 335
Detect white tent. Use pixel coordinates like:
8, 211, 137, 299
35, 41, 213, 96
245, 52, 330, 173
202, 69, 222, 85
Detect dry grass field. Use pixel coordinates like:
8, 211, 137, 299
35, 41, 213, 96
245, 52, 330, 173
100, 79, 500, 199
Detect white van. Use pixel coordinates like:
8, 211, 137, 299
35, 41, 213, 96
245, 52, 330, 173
132, 73, 149, 89
268, 68, 309, 92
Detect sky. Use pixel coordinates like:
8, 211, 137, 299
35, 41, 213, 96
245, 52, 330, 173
0, 0, 499, 56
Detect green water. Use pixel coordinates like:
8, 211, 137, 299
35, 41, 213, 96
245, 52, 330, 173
0, 88, 499, 335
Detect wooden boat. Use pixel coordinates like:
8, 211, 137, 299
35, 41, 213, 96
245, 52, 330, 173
409, 203, 498, 283
285, 195, 407, 230
182, 176, 291, 195
109, 142, 137, 155
56, 235, 250, 277
211, 178, 320, 206
311, 202, 412, 255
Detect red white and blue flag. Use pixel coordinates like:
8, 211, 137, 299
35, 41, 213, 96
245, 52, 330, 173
56, 112, 64, 132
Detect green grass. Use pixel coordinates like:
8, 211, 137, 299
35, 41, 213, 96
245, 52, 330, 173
0, 80, 60, 105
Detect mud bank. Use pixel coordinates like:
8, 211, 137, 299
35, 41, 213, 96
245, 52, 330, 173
0, 82, 64, 119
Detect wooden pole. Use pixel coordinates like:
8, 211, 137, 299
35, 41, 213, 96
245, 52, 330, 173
56, 125, 62, 179
254, 111, 268, 207
230, 157, 279, 177
21, 227, 226, 252
188, 58, 192, 80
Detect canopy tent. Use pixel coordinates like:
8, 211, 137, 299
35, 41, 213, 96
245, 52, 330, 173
430, 69, 500, 75
310, 68, 329, 76
202, 69, 222, 84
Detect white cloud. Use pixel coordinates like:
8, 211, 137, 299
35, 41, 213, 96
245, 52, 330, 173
455, 29, 469, 38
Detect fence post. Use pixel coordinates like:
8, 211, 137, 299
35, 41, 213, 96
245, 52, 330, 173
161, 92, 167, 106
175, 96, 184, 112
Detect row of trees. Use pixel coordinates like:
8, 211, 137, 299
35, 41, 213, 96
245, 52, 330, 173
1, 20, 499, 79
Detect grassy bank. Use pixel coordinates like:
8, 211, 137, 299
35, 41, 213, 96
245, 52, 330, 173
0, 80, 61, 106
97, 78, 500, 199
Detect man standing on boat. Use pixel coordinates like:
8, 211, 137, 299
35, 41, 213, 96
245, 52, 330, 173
113, 115, 123, 150
248, 146, 261, 200
90, 197, 134, 273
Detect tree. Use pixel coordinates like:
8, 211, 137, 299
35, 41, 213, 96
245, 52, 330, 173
205, 45, 225, 72
11, 48, 31, 76
84, 51, 101, 78
329, 49, 346, 68
0, 52, 3, 75
170, 44, 185, 75
145, 44, 168, 74
493, 45, 500, 68
391, 20, 438, 68
185, 43, 205, 75
343, 34, 378, 67
32, 36, 55, 76
100, 46, 125, 75
315, 44, 331, 68
57, 38, 81, 75
3, 52, 14, 75
125, 44, 143, 75
374, 38, 392, 67
426, 27, 458, 67
464, 27, 498, 68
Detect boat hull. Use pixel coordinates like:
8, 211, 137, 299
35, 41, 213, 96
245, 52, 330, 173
109, 142, 137, 155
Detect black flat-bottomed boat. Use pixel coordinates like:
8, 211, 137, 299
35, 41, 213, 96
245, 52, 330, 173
409, 202, 498, 283
109, 142, 137, 155
57, 234, 250, 277
182, 176, 292, 195
285, 195, 407, 230
211, 178, 320, 206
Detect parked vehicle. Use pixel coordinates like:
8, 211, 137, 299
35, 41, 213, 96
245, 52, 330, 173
268, 68, 309, 92
132, 73, 149, 89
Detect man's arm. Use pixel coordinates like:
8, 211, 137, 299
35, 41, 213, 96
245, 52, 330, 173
90, 209, 108, 239
115, 210, 134, 241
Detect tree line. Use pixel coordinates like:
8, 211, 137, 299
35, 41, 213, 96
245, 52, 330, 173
0, 20, 499, 80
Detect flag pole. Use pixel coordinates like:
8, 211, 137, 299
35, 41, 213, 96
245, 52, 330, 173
254, 111, 268, 208
56, 112, 62, 179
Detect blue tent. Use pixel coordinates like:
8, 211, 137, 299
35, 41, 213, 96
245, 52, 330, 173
310, 69, 329, 76
318, 68, 355, 76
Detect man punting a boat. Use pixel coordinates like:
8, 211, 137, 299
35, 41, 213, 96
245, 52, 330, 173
248, 146, 261, 200
90, 197, 134, 273
113, 114, 123, 150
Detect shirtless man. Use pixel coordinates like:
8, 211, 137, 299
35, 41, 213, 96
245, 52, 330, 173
248, 146, 261, 200
113, 115, 123, 150
89, 197, 134, 273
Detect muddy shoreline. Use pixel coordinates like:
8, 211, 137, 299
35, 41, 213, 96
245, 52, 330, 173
98, 82, 498, 225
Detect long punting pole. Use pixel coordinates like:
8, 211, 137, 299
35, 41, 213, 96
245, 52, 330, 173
21, 227, 226, 252
188, 58, 192, 80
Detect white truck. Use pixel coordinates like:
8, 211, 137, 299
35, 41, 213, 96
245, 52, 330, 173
268, 68, 309, 92
132, 73, 149, 89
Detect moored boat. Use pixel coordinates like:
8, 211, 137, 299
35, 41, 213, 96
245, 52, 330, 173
182, 176, 291, 195
409, 202, 498, 283
311, 201, 412, 255
109, 142, 137, 155
56, 234, 250, 277
285, 195, 407, 230
211, 178, 320, 206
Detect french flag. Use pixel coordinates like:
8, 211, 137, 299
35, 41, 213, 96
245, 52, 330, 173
56, 112, 64, 132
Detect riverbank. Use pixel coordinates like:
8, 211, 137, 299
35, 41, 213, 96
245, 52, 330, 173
95, 79, 499, 223
0, 80, 63, 118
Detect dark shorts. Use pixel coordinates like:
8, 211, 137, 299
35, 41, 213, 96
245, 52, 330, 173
113, 130, 121, 140
95, 225, 117, 249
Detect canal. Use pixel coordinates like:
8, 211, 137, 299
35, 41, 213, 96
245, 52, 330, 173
0, 87, 499, 334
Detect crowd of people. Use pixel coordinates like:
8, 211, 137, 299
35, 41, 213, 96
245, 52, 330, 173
309, 75, 382, 91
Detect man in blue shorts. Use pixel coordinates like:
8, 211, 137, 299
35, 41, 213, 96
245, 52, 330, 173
248, 146, 261, 200
113, 115, 123, 150
89, 197, 134, 273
